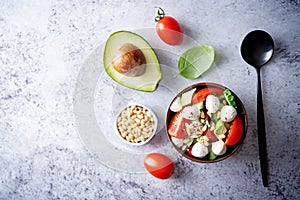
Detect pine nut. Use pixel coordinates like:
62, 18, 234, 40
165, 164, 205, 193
200, 111, 205, 119
202, 125, 207, 132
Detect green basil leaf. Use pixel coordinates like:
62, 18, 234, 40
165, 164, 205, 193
178, 45, 215, 79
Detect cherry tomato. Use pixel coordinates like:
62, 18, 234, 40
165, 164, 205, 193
167, 111, 188, 138
186, 146, 193, 156
144, 153, 174, 179
225, 116, 244, 146
191, 87, 224, 104
155, 8, 183, 45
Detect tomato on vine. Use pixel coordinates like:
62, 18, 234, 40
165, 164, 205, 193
155, 7, 183, 45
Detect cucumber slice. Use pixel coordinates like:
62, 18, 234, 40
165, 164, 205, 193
180, 88, 196, 106
193, 101, 204, 110
214, 120, 227, 135
170, 97, 182, 112
208, 149, 217, 160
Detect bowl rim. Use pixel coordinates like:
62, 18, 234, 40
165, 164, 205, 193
114, 103, 158, 146
165, 82, 248, 163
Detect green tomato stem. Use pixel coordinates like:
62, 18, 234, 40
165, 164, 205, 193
155, 7, 165, 22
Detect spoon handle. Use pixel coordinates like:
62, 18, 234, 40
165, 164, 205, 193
257, 68, 268, 187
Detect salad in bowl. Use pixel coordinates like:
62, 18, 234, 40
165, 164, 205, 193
166, 82, 248, 163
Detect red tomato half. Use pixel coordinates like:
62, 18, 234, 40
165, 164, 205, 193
204, 129, 218, 142
186, 146, 193, 156
191, 87, 224, 104
225, 116, 244, 146
167, 111, 188, 138
144, 153, 174, 179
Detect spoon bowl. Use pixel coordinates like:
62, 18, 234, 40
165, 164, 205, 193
241, 30, 274, 68
240, 30, 275, 187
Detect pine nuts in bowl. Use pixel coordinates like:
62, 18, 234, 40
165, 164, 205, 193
115, 104, 158, 146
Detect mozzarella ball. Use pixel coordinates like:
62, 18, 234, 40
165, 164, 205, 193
212, 140, 227, 156
191, 142, 209, 158
182, 106, 200, 120
221, 105, 237, 122
205, 95, 220, 113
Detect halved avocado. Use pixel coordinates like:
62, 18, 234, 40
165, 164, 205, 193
103, 31, 162, 92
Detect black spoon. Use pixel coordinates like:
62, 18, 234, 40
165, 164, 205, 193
240, 30, 274, 187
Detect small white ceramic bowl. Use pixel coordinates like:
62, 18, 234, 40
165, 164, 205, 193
115, 103, 158, 146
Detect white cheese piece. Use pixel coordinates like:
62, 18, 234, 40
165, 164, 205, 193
212, 140, 227, 156
171, 137, 183, 147
205, 95, 220, 113
221, 105, 237, 122
191, 142, 209, 158
182, 106, 200, 120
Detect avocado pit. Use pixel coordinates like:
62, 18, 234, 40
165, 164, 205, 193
112, 43, 146, 76
103, 30, 162, 92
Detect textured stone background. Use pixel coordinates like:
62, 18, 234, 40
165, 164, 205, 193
0, 0, 299, 199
